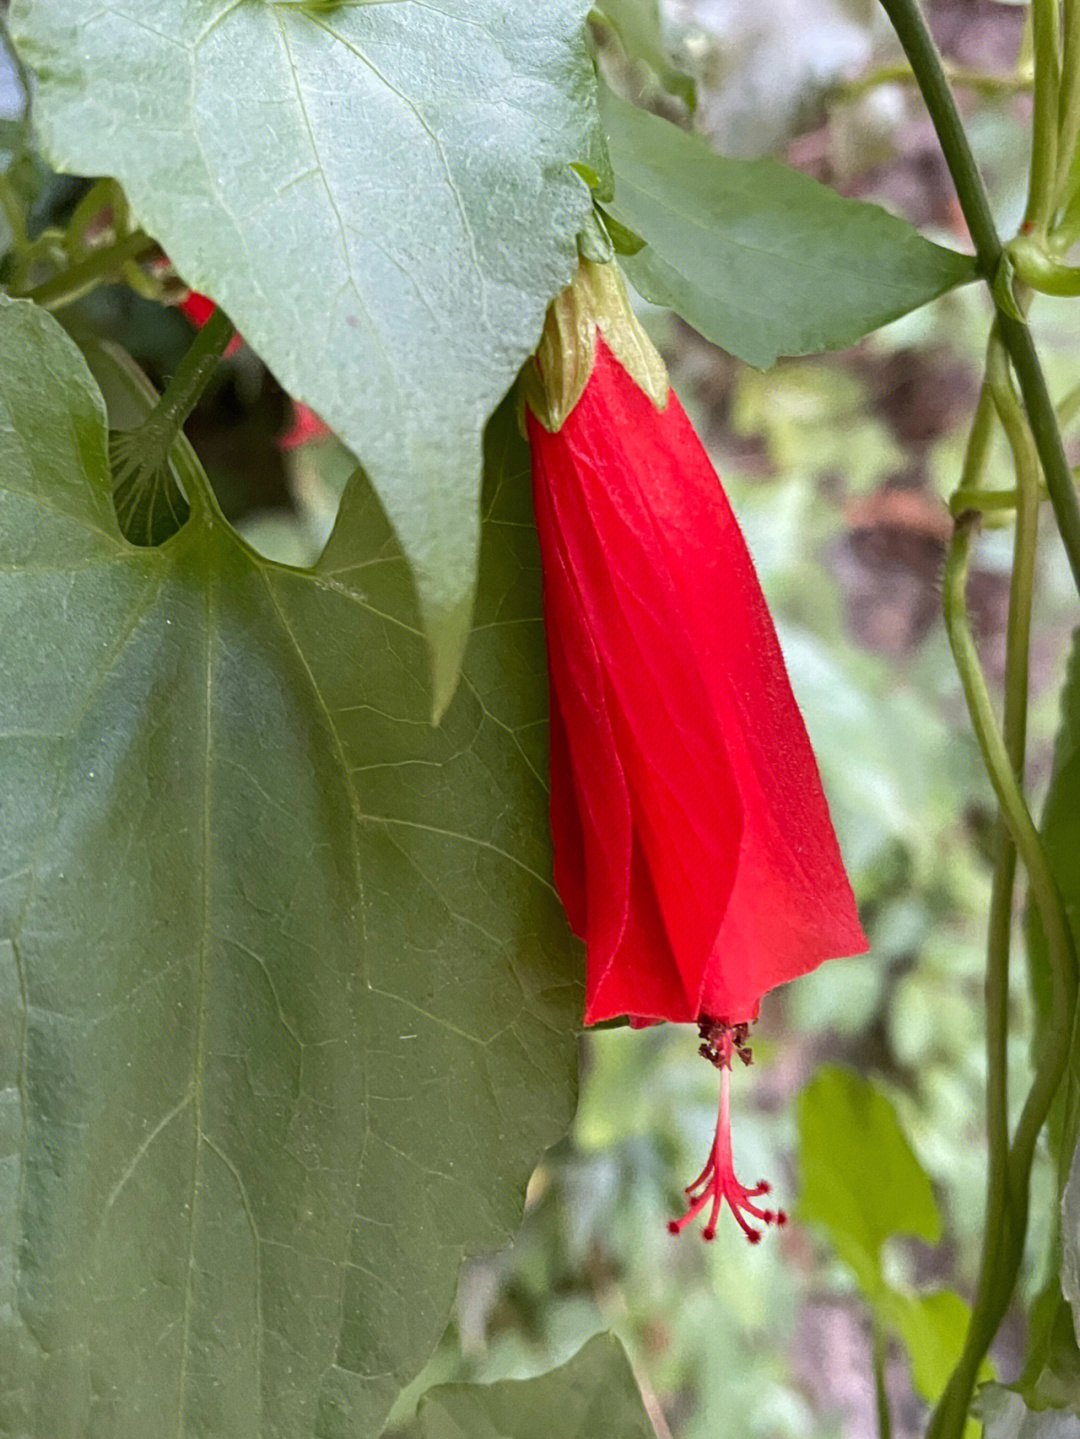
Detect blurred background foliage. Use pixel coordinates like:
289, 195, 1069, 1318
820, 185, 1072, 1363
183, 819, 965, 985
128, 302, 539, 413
2, 0, 1076, 1433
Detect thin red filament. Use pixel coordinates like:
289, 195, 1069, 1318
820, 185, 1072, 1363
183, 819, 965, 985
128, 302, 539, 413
667, 1026, 786, 1243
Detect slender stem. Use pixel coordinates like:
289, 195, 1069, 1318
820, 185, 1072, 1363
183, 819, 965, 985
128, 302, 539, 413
985, 335, 1043, 1322
1026, 0, 1062, 233
158, 307, 234, 434
114, 307, 234, 517
1007, 236, 1080, 294
878, 0, 1080, 599
1057, 0, 1080, 195
833, 61, 1033, 102
942, 351, 1022, 1408
986, 343, 1040, 797
929, 512, 1078, 1439
873, 1318, 893, 1439
876, 0, 1003, 265
18, 229, 156, 309
999, 315, 1080, 594
949, 486, 1028, 515
959, 376, 996, 493
873, 8, 1080, 1435
981, 352, 1019, 1208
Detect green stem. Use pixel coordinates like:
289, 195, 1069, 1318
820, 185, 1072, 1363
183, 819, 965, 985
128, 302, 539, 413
1026, 0, 1062, 233
1007, 235, 1080, 294
999, 314, 1080, 593
876, 0, 1002, 263
113, 307, 234, 516
941, 354, 1023, 1421
877, 0, 1080, 601
959, 375, 996, 493
985, 336, 1043, 1323
873, 1318, 893, 1439
1057, 0, 1080, 195
833, 61, 1032, 102
18, 229, 157, 309
930, 509, 1078, 1439
948, 486, 1030, 515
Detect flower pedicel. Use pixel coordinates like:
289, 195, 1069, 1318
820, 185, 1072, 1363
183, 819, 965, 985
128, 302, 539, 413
524, 259, 869, 1241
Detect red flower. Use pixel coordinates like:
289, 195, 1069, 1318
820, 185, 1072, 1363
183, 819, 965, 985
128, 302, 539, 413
278, 401, 332, 451
178, 289, 218, 329
177, 289, 330, 448
525, 260, 868, 1240
178, 288, 243, 357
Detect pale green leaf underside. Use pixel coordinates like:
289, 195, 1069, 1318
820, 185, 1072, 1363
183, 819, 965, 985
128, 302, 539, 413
402, 1334, 656, 1439
10, 0, 604, 711
0, 296, 580, 1438
600, 86, 977, 370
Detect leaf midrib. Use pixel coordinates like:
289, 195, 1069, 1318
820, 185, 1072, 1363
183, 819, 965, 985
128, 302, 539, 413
176, 529, 217, 1438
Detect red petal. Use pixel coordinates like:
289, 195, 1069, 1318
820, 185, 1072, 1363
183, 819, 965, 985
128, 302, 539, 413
279, 401, 332, 450
529, 338, 867, 1026
178, 290, 243, 356
534, 454, 690, 1021
179, 290, 217, 327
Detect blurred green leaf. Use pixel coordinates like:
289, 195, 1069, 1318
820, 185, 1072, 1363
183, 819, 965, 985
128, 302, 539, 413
11, 0, 605, 712
599, 85, 977, 369
731, 364, 905, 491
400, 1334, 656, 1439
883, 1287, 988, 1404
0, 295, 580, 1437
593, 0, 696, 108
798, 1066, 941, 1293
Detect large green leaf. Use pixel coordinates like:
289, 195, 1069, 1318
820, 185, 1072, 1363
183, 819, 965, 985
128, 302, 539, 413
599, 85, 977, 369
0, 295, 580, 1437
797, 1065, 940, 1294
399, 1335, 656, 1439
10, 1, 605, 714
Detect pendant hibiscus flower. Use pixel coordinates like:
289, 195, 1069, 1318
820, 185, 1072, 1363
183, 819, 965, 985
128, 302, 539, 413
524, 259, 869, 1241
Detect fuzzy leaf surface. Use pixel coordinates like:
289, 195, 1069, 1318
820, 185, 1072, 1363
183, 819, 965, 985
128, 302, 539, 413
0, 295, 579, 1438
10, 0, 604, 709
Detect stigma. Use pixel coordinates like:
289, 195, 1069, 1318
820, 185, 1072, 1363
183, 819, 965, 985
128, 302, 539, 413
667, 1017, 787, 1243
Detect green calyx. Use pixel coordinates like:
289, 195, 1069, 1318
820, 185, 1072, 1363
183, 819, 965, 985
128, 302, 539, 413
523, 257, 669, 431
